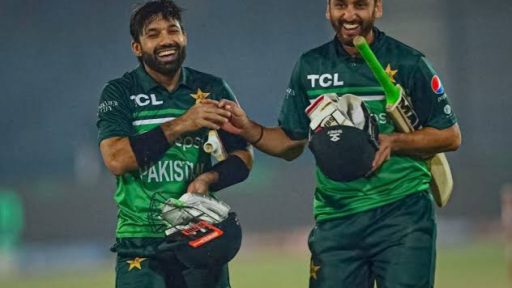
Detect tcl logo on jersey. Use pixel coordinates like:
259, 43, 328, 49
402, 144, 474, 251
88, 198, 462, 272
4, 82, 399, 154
307, 73, 344, 88
130, 94, 163, 107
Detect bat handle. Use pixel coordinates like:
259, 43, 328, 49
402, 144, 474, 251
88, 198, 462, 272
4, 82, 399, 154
203, 130, 227, 161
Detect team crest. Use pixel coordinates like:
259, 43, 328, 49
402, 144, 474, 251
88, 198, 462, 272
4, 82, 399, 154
385, 64, 398, 83
310, 260, 321, 280
431, 75, 445, 95
191, 88, 210, 104
127, 257, 147, 271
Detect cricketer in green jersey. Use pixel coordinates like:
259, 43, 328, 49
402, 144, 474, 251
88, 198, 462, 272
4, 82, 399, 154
96, 1, 252, 287
219, 0, 461, 287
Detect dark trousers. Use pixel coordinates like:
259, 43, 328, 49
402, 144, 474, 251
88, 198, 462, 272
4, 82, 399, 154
308, 191, 436, 288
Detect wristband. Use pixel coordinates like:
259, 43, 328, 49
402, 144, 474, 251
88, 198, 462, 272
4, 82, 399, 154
250, 125, 264, 145
129, 126, 170, 169
209, 155, 250, 192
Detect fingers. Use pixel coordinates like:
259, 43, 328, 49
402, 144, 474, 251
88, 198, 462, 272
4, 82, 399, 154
197, 103, 232, 119
371, 148, 391, 172
217, 99, 236, 108
180, 99, 248, 132
181, 103, 233, 130
218, 99, 244, 117
221, 121, 243, 134
199, 113, 229, 130
187, 180, 209, 195
200, 99, 220, 106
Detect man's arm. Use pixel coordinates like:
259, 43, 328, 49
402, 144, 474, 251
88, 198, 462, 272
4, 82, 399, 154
372, 124, 461, 170
100, 101, 232, 176
217, 99, 308, 161
241, 122, 307, 161
186, 149, 253, 194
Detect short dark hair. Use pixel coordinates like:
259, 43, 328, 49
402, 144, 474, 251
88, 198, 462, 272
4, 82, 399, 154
130, 0, 184, 42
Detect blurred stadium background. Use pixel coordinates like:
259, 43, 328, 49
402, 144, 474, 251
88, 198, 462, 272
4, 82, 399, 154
1, 0, 511, 287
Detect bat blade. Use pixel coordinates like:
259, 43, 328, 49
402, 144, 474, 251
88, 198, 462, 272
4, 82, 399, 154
353, 36, 453, 207
428, 153, 453, 207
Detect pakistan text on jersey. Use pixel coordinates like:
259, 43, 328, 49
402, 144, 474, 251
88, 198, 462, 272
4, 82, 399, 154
140, 160, 205, 183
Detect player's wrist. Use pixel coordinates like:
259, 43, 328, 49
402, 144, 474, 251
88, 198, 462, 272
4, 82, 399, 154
242, 121, 264, 144
196, 171, 219, 186
163, 118, 186, 142
208, 155, 250, 192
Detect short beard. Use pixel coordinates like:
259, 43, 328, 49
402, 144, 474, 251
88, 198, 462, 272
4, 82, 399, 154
141, 46, 186, 76
333, 13, 376, 47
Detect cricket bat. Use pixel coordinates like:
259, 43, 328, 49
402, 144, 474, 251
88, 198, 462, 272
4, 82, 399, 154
353, 36, 453, 207
203, 130, 228, 161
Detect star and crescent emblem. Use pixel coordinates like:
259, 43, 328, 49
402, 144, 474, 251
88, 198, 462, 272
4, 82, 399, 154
310, 260, 321, 280
385, 64, 398, 83
190, 88, 210, 104
127, 257, 147, 271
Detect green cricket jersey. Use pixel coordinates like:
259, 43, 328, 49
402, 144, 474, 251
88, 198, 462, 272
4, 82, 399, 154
97, 66, 246, 238
278, 28, 457, 222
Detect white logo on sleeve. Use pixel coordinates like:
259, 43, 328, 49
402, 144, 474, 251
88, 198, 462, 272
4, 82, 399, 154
443, 105, 452, 115
130, 94, 163, 107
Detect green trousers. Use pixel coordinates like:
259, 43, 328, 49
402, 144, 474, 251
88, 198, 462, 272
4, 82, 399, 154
113, 238, 231, 288
308, 191, 436, 288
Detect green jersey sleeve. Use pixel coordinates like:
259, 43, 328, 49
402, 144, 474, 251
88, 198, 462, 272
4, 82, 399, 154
217, 80, 249, 152
406, 57, 457, 129
278, 60, 311, 140
96, 82, 135, 143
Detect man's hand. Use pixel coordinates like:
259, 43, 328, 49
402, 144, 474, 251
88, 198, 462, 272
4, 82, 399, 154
172, 100, 232, 133
187, 172, 218, 195
217, 99, 251, 135
371, 134, 394, 172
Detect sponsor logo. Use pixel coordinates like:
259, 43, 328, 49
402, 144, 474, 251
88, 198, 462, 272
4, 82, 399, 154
327, 129, 343, 142
431, 75, 445, 95
437, 94, 448, 103
307, 73, 344, 88
285, 88, 295, 99
376, 112, 388, 124
443, 105, 452, 115
174, 135, 206, 150
130, 94, 163, 107
98, 100, 118, 113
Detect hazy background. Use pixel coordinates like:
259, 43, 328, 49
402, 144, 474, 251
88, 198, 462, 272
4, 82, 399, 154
1, 0, 511, 285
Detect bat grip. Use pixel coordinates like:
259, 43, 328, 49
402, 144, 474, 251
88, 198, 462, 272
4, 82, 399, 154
203, 130, 227, 161
353, 36, 400, 105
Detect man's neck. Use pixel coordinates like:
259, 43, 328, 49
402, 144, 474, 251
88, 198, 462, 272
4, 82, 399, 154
342, 29, 375, 57
144, 64, 181, 92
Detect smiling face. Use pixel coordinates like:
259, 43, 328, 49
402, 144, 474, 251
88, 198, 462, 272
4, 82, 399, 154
131, 15, 187, 77
326, 0, 382, 48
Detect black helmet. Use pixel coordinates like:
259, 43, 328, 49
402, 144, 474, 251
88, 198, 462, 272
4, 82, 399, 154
166, 212, 242, 269
309, 96, 379, 182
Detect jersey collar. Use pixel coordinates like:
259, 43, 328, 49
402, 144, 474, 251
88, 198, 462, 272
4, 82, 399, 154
134, 66, 192, 92
333, 27, 385, 59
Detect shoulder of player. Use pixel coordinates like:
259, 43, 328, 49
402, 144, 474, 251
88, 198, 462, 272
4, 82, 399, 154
299, 40, 335, 63
183, 66, 225, 84
381, 33, 426, 64
104, 69, 138, 92
182, 66, 231, 98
